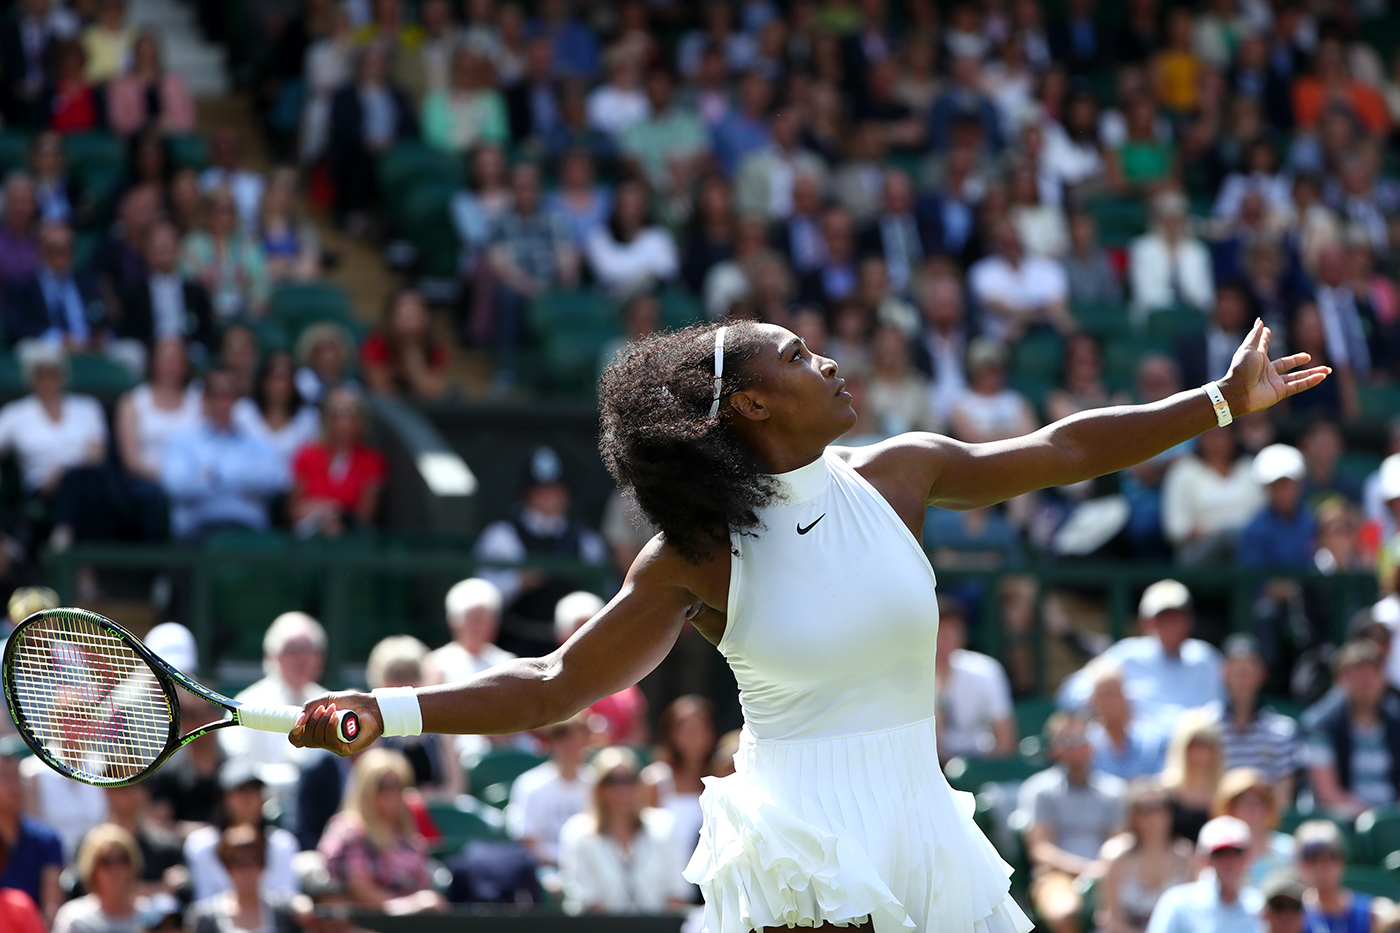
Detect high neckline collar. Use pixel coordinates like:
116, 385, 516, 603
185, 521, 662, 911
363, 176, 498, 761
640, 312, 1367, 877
770, 451, 830, 503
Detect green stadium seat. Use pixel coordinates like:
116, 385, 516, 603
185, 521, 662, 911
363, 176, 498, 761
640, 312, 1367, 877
1144, 306, 1206, 346
1084, 196, 1149, 247
0, 352, 24, 398
205, 531, 306, 659
63, 131, 126, 176
1354, 805, 1400, 866
467, 749, 547, 808
1336, 452, 1383, 494
943, 755, 1046, 793
527, 289, 619, 343
1358, 385, 1400, 425
377, 142, 463, 209
1342, 864, 1399, 898
1071, 301, 1132, 339
658, 287, 704, 331
1103, 337, 1168, 392
0, 131, 31, 175
427, 797, 507, 857
267, 283, 358, 344
1012, 332, 1064, 384
398, 179, 461, 278
67, 354, 137, 397
167, 134, 210, 171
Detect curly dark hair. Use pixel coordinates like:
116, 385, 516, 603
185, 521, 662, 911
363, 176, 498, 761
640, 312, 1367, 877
599, 320, 781, 563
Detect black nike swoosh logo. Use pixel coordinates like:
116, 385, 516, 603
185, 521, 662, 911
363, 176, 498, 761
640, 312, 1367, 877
796, 514, 826, 535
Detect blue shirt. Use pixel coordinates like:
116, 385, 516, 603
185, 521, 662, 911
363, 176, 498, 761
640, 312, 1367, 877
1236, 505, 1316, 568
1305, 892, 1373, 933
1087, 719, 1169, 781
0, 817, 63, 906
36, 268, 90, 342
711, 112, 771, 178
160, 419, 290, 540
1146, 878, 1264, 933
1058, 636, 1225, 730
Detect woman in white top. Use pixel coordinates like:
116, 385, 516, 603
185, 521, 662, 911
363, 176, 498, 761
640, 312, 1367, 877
1098, 779, 1195, 933
1008, 160, 1069, 260
115, 335, 202, 483
1160, 423, 1264, 565
294, 317, 1326, 933
560, 746, 689, 914
950, 338, 1039, 444
232, 351, 321, 468
585, 179, 678, 299
53, 825, 152, 933
642, 696, 718, 879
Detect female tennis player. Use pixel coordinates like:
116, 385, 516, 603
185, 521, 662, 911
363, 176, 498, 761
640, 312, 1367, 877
292, 318, 1326, 933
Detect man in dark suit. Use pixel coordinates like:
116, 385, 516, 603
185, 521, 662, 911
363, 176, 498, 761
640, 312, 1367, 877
797, 207, 859, 308
1047, 0, 1107, 77
504, 35, 560, 147
328, 43, 418, 227
0, 0, 63, 126
4, 220, 105, 349
770, 172, 829, 279
120, 221, 214, 358
1175, 281, 1249, 390
858, 168, 926, 296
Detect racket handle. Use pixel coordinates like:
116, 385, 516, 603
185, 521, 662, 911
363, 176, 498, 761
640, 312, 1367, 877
238, 704, 360, 744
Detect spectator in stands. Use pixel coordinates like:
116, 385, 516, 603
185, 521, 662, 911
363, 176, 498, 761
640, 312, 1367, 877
145, 681, 224, 829
1018, 712, 1127, 933
1046, 333, 1128, 423
289, 386, 387, 537
1085, 662, 1168, 781
318, 749, 447, 914
294, 322, 356, 405
928, 54, 1002, 153
1008, 159, 1068, 261
0, 1, 65, 127
44, 40, 100, 134
299, 5, 356, 165
866, 326, 936, 437
1292, 37, 1389, 136
1294, 820, 1381, 933
220, 612, 328, 770
121, 220, 215, 356
1212, 768, 1294, 889
328, 43, 417, 229
0, 174, 41, 292
105, 31, 194, 137
1300, 421, 1361, 507
0, 741, 62, 925
1237, 444, 1316, 569
797, 206, 860, 308
502, 36, 558, 150
934, 595, 1016, 762
27, 132, 86, 226
554, 590, 647, 745
1287, 300, 1356, 424
544, 150, 610, 251
1059, 579, 1225, 725
79, 0, 130, 83
1129, 189, 1214, 324
361, 287, 449, 400
422, 47, 509, 154
711, 71, 772, 179
528, 0, 599, 81
559, 746, 689, 914
1176, 283, 1251, 391
168, 167, 202, 236
968, 219, 1074, 343
186, 825, 301, 933
0, 829, 44, 933
1145, 815, 1262, 933
233, 350, 321, 469
474, 445, 609, 657
620, 66, 709, 196
92, 185, 157, 327
585, 48, 649, 141
258, 166, 322, 284
1302, 639, 1400, 819
1161, 710, 1226, 847
1099, 778, 1195, 933
97, 778, 184, 896
364, 636, 461, 800
1160, 425, 1264, 565
198, 129, 265, 235
734, 107, 827, 225
429, 577, 515, 682
1106, 95, 1176, 197
4, 221, 108, 353
949, 338, 1038, 444
856, 169, 924, 296
1203, 634, 1300, 805
452, 143, 514, 293
585, 178, 678, 299
1312, 243, 1383, 385
506, 713, 594, 871
181, 188, 270, 320
185, 760, 299, 903
161, 367, 289, 542
53, 825, 151, 933
912, 273, 970, 425
485, 160, 579, 387
642, 696, 717, 872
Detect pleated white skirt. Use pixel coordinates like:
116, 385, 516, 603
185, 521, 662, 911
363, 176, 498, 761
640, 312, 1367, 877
683, 718, 1035, 933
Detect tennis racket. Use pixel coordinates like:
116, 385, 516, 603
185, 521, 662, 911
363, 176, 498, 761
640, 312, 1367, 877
2, 607, 357, 787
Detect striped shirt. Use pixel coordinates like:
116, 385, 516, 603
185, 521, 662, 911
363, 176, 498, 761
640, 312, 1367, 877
1202, 700, 1301, 784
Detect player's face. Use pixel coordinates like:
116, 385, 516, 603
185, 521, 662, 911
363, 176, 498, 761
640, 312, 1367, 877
733, 324, 857, 441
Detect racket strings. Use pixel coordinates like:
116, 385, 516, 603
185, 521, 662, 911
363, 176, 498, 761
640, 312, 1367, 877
9, 612, 172, 783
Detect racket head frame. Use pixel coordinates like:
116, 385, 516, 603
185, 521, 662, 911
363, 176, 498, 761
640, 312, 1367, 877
3, 608, 244, 787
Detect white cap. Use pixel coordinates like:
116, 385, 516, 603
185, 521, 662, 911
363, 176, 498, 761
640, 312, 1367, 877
1378, 453, 1400, 503
1253, 443, 1306, 485
145, 622, 198, 674
1198, 815, 1253, 854
1139, 579, 1192, 618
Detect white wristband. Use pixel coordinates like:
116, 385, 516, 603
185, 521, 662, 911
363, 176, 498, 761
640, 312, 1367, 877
372, 687, 423, 737
1203, 382, 1233, 428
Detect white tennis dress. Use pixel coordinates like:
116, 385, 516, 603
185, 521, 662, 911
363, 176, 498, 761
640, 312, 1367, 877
682, 449, 1034, 933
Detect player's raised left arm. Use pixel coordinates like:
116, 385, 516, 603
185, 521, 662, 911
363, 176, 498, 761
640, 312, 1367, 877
878, 319, 1328, 511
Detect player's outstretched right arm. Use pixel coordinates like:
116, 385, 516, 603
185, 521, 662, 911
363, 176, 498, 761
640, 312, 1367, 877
290, 539, 700, 756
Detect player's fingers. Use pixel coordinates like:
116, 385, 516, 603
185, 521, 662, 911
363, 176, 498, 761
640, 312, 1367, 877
1259, 324, 1271, 357
305, 702, 333, 749
1245, 317, 1264, 352
1271, 352, 1311, 374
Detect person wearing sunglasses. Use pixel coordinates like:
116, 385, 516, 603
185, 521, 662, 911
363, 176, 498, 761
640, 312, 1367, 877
187, 825, 302, 933
1293, 820, 1381, 933
1259, 872, 1307, 933
1144, 815, 1263, 933
53, 824, 149, 933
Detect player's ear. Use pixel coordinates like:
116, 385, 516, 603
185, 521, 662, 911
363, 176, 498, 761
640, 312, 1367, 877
728, 391, 769, 422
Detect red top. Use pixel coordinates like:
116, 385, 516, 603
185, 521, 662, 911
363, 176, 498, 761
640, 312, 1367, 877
50, 84, 101, 133
589, 686, 649, 745
360, 332, 449, 380
0, 888, 45, 933
293, 442, 388, 512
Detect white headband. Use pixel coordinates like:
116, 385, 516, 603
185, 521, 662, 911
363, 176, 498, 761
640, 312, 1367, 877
708, 326, 728, 418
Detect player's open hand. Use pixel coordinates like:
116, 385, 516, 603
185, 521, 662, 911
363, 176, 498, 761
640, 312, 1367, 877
290, 691, 382, 756
1221, 318, 1331, 415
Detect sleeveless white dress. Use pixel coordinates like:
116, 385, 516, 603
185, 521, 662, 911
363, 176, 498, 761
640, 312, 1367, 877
682, 449, 1034, 933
